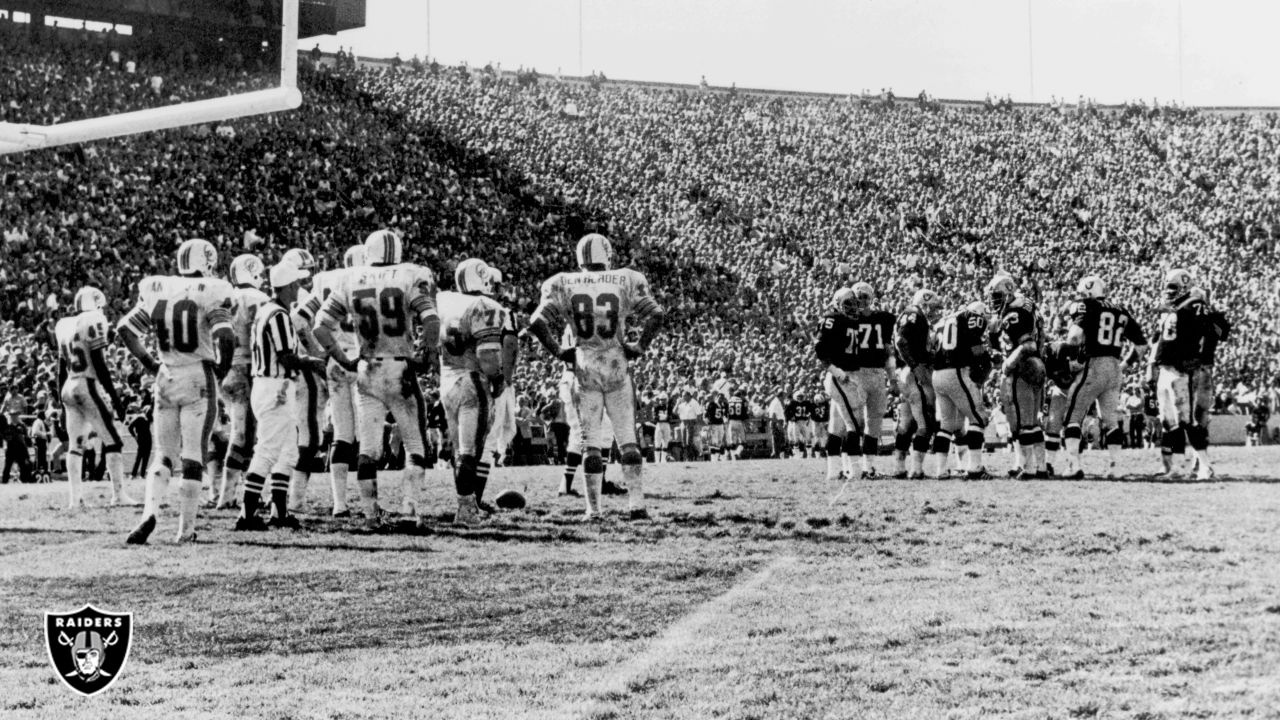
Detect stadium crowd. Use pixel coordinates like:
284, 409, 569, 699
2, 28, 1279, 475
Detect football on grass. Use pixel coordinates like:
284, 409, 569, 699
495, 489, 527, 510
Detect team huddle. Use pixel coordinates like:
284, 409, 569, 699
814, 269, 1231, 483
53, 231, 663, 544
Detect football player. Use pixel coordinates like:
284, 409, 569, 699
298, 244, 366, 516
284, 249, 331, 516
1063, 275, 1148, 478
892, 289, 942, 479
785, 391, 813, 459
478, 266, 521, 509
704, 391, 728, 461
236, 263, 324, 530
848, 281, 896, 478
217, 253, 270, 510
117, 239, 235, 544
929, 300, 993, 480
725, 386, 749, 461
653, 391, 673, 463
1041, 338, 1081, 475
55, 286, 136, 508
986, 274, 1048, 479
528, 233, 664, 519
1188, 286, 1231, 476
814, 287, 864, 482
809, 391, 829, 458
314, 230, 440, 528
436, 259, 515, 524
1148, 269, 1212, 479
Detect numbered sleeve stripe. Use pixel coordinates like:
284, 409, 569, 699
531, 303, 560, 325
632, 297, 660, 317
317, 296, 347, 328
473, 327, 503, 344
208, 307, 232, 326
122, 308, 151, 334
409, 295, 437, 317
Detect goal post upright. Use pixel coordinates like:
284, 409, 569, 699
0, 0, 302, 156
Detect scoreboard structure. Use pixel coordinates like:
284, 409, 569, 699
0, 0, 364, 39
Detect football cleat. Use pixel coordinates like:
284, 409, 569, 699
365, 229, 403, 266
343, 244, 367, 268
965, 469, 993, 481
268, 515, 302, 530
1076, 275, 1107, 299
891, 470, 909, 480
1195, 463, 1215, 481
1164, 268, 1193, 304
601, 479, 628, 496
1034, 470, 1050, 480
476, 499, 497, 516
233, 515, 269, 531
229, 254, 266, 289
453, 496, 482, 527
859, 469, 878, 480
455, 258, 496, 296
576, 233, 613, 269
176, 238, 218, 277
558, 489, 583, 498
628, 508, 651, 521
908, 472, 926, 480
331, 508, 352, 518
175, 530, 198, 544
126, 514, 157, 545
73, 286, 107, 314
111, 492, 142, 507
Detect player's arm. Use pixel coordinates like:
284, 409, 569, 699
207, 301, 235, 379
626, 274, 665, 358
500, 325, 518, 387
813, 317, 850, 378
409, 271, 441, 370
314, 295, 359, 371
88, 346, 125, 420
117, 304, 161, 375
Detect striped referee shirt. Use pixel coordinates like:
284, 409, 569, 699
251, 300, 297, 379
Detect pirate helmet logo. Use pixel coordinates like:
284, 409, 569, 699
44, 605, 132, 696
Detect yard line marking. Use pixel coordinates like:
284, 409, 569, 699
561, 554, 797, 720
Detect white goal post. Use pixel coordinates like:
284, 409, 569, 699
0, 0, 302, 155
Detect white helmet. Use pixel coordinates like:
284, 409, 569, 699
576, 233, 613, 269
365, 229, 403, 266
73, 286, 107, 314
455, 258, 495, 296
1164, 268, 1193, 304
1077, 275, 1107, 299
229, 254, 266, 289
343, 245, 366, 269
911, 288, 943, 321
176, 238, 218, 277
850, 281, 875, 313
282, 248, 316, 273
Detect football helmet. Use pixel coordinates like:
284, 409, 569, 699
176, 238, 217, 277
229, 254, 266, 289
1164, 268, 1193, 304
343, 245, 366, 269
365, 229, 403, 266
792, 391, 804, 402
1076, 275, 1107, 299
282, 248, 316, 273
911, 289, 943, 322
850, 281, 875, 313
73, 286, 107, 314
576, 233, 613, 270
985, 274, 1017, 313
966, 300, 989, 317
831, 287, 858, 317
455, 258, 495, 296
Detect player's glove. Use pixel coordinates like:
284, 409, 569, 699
557, 347, 577, 365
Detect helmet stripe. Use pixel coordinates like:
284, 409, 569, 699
180, 243, 190, 271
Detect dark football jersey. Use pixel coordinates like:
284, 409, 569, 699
1199, 307, 1231, 365
995, 296, 1041, 356
706, 398, 726, 425
1069, 298, 1146, 359
854, 310, 896, 369
1042, 341, 1078, 391
811, 402, 830, 423
894, 306, 933, 367
785, 400, 812, 421
814, 312, 860, 372
1154, 297, 1207, 370
726, 395, 749, 420
932, 309, 989, 369
655, 403, 671, 423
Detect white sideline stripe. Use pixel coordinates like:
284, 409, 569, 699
562, 555, 797, 719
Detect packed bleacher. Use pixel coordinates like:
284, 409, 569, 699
3, 27, 1280, 447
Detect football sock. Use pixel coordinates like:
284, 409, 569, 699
966, 430, 986, 472
66, 452, 83, 506
475, 461, 491, 504
288, 470, 310, 512
623, 463, 644, 510
176, 479, 201, 538
242, 473, 264, 518
143, 464, 171, 519
562, 452, 582, 493
270, 473, 290, 519
220, 467, 242, 505
910, 435, 930, 476
584, 473, 603, 515
930, 432, 953, 477
330, 463, 349, 513
107, 452, 126, 498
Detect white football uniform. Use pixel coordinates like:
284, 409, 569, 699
119, 275, 233, 471
437, 290, 507, 458
224, 284, 270, 470
482, 305, 519, 461
532, 268, 660, 452
290, 287, 329, 455
317, 263, 437, 464
306, 268, 360, 448
56, 310, 123, 452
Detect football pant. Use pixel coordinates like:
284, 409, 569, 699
1064, 356, 1121, 431
932, 367, 987, 433
1156, 367, 1192, 429
248, 377, 299, 478
356, 358, 427, 462
151, 362, 218, 468
61, 377, 124, 451
824, 370, 865, 437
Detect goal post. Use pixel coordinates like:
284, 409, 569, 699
0, 0, 302, 156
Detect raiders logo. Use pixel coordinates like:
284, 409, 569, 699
44, 605, 133, 696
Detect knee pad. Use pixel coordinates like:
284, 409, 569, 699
966, 429, 985, 450
565, 451, 583, 469
1063, 424, 1082, 440
862, 435, 880, 455
931, 431, 952, 454
181, 459, 203, 481
894, 432, 912, 453
841, 434, 861, 456
583, 452, 606, 474
911, 435, 931, 454
620, 444, 643, 466
295, 445, 320, 474
330, 440, 356, 466
1169, 427, 1187, 454
356, 455, 379, 480
103, 443, 123, 455
226, 444, 252, 471
1186, 425, 1209, 450
825, 434, 843, 456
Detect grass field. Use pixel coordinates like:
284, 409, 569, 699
2, 447, 1280, 719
